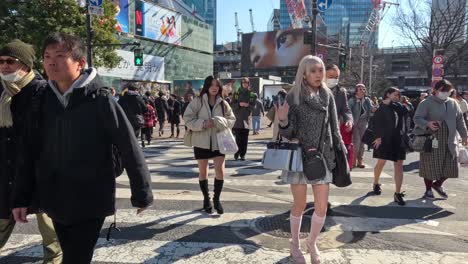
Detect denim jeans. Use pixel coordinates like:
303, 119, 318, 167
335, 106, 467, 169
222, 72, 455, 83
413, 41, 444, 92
252, 116, 261, 132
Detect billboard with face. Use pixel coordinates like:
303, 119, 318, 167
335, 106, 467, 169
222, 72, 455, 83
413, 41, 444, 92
241, 28, 326, 72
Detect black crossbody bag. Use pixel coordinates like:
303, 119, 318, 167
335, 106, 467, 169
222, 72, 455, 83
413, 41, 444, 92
302, 115, 328, 181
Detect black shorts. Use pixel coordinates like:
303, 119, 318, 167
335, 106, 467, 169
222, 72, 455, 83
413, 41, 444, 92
194, 147, 225, 160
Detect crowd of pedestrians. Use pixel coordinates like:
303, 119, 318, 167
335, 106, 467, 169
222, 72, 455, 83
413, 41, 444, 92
1, 33, 468, 264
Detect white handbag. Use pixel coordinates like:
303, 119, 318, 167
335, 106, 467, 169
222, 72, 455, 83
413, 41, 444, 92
262, 140, 303, 172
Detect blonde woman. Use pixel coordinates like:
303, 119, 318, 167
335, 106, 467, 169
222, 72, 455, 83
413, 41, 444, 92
276, 56, 345, 264
183, 76, 236, 214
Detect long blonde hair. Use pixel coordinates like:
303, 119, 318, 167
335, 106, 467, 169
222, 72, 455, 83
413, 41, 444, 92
290, 55, 327, 105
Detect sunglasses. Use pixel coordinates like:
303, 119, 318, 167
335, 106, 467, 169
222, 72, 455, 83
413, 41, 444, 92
0, 58, 19, 65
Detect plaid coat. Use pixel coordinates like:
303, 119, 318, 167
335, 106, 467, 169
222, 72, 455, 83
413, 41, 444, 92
143, 104, 156, 128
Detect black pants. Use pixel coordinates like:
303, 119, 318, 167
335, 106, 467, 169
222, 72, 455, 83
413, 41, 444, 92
141, 127, 152, 143
171, 122, 180, 136
53, 218, 105, 264
158, 119, 165, 132
233, 128, 249, 157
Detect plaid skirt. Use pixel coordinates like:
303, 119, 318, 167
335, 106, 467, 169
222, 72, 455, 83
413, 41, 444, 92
420, 123, 458, 180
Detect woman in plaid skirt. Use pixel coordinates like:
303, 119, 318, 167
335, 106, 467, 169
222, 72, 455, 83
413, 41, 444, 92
413, 80, 468, 199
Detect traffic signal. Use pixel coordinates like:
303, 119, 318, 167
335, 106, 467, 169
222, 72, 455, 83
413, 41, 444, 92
339, 53, 347, 70
134, 48, 143, 66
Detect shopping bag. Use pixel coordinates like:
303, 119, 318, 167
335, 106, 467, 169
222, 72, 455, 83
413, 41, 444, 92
459, 145, 468, 167
216, 129, 238, 154
262, 141, 302, 172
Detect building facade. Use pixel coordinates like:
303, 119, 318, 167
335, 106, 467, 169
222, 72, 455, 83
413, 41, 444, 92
268, 9, 281, 31
279, 0, 377, 47
99, 0, 213, 92
177, 0, 217, 45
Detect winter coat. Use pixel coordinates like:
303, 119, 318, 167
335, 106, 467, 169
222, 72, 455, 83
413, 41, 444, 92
12, 69, 153, 224
143, 104, 156, 128
348, 96, 373, 122
167, 99, 182, 124
279, 87, 345, 180
0, 74, 46, 219
183, 94, 236, 151
372, 102, 408, 161
154, 97, 168, 120
231, 88, 255, 129
118, 91, 148, 130
331, 85, 353, 124
413, 96, 468, 157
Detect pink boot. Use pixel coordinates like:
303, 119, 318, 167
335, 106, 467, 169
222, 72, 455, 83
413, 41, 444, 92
306, 212, 326, 264
290, 214, 306, 264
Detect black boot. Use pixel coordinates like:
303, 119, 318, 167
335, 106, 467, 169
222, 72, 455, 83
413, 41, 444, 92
199, 180, 212, 214
213, 179, 224, 214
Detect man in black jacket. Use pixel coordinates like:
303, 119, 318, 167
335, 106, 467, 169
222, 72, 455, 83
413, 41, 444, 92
118, 83, 148, 139
12, 33, 153, 264
167, 94, 182, 138
154, 91, 168, 136
0, 40, 62, 263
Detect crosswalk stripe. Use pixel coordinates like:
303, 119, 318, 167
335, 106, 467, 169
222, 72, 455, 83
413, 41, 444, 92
143, 164, 392, 179
103, 210, 456, 236
4, 235, 468, 263
114, 188, 456, 209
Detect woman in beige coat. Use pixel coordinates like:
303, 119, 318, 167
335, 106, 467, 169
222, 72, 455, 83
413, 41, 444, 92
183, 76, 236, 214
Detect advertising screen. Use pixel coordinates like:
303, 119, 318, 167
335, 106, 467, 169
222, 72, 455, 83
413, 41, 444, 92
114, 0, 129, 33
134, 0, 182, 45
241, 28, 326, 72
173, 80, 205, 99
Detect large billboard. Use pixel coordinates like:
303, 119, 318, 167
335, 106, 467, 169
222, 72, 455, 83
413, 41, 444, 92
173, 79, 205, 99
241, 28, 326, 72
135, 0, 182, 45
114, 0, 129, 33
98, 50, 165, 81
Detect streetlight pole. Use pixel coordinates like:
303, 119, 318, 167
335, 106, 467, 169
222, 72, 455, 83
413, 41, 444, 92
86, 0, 93, 67
310, 0, 318, 55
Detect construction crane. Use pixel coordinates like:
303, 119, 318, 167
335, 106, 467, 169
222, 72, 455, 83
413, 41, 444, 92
358, 0, 399, 83
249, 9, 256, 32
234, 12, 242, 51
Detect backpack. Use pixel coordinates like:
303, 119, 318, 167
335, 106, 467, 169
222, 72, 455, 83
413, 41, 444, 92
94, 88, 124, 178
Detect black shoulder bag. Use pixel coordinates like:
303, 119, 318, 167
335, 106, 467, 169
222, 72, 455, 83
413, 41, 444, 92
302, 114, 328, 181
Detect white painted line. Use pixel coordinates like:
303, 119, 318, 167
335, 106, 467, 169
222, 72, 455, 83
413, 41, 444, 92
3, 235, 468, 264
115, 188, 456, 209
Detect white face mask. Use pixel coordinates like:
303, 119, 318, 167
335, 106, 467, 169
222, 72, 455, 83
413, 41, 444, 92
0, 70, 24, 83
326, 78, 339, 88
436, 91, 450, 101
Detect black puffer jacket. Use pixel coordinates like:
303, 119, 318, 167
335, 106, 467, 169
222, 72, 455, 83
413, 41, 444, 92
118, 90, 148, 130
13, 70, 153, 224
0, 74, 46, 219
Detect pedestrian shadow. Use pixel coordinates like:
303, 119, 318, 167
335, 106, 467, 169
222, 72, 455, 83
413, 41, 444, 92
97, 210, 219, 245
329, 194, 455, 245
403, 161, 420, 172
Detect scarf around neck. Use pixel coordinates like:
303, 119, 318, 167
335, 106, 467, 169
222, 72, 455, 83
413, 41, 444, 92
0, 70, 35, 128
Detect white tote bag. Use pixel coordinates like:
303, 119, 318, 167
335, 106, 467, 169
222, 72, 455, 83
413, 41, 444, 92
458, 144, 468, 167
217, 129, 238, 154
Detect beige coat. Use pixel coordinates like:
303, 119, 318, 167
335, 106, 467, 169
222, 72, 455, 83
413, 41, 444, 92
183, 94, 236, 150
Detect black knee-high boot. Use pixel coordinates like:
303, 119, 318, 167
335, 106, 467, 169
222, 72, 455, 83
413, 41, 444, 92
199, 180, 212, 214
213, 179, 224, 214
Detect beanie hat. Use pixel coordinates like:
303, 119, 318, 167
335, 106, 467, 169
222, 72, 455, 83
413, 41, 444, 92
0, 39, 36, 69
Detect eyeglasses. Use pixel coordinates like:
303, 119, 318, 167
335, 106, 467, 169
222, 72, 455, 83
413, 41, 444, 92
0, 58, 19, 65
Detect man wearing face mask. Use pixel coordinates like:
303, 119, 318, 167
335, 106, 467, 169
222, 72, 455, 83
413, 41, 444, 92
325, 65, 353, 130
0, 40, 62, 263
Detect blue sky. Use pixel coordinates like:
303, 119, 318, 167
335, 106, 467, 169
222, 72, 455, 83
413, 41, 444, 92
216, 0, 405, 48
